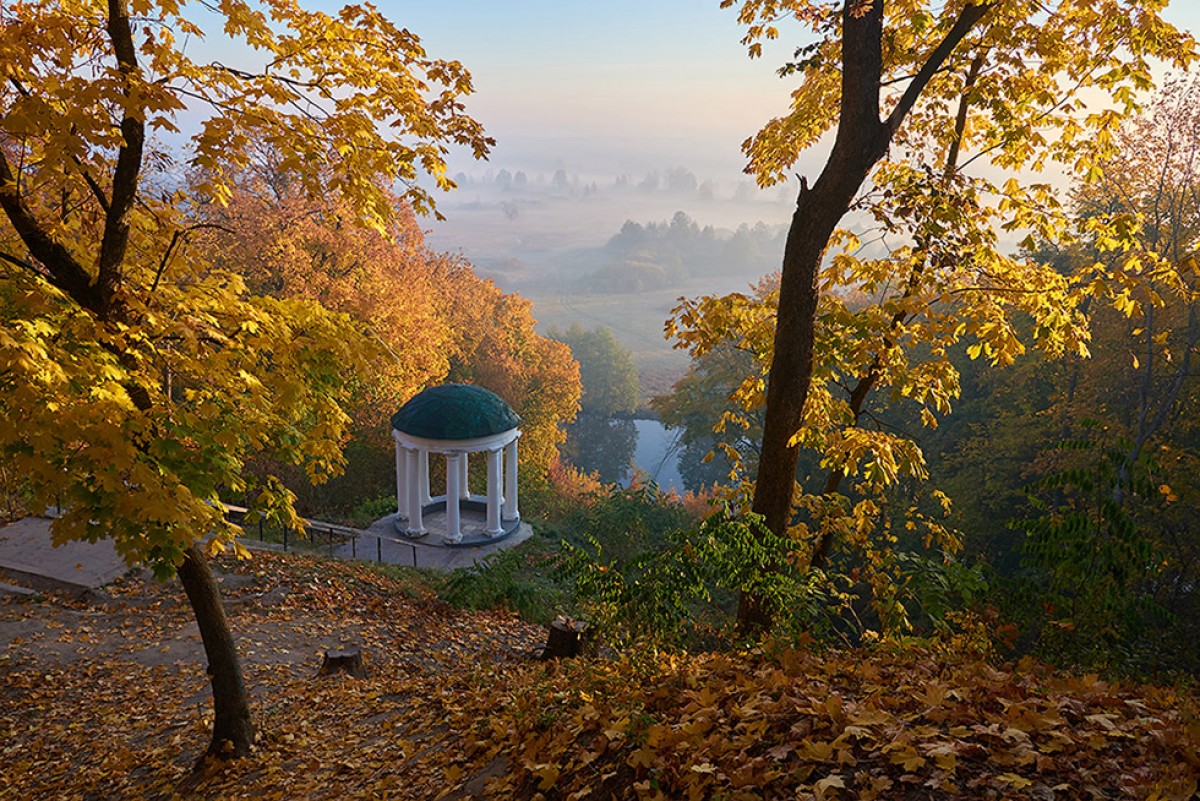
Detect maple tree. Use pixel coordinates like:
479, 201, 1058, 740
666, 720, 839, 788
197, 163, 456, 438
0, 0, 489, 757
192, 162, 455, 515
687, 0, 1196, 630
669, 170, 1088, 637
195, 158, 582, 515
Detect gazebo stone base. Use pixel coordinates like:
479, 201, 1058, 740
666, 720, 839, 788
393, 498, 522, 547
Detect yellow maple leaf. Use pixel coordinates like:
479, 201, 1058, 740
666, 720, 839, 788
998, 772, 1033, 789
627, 747, 656, 770
535, 763, 560, 790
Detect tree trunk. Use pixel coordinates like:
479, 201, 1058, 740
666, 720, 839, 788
742, 0, 890, 634
176, 542, 256, 758
740, 0, 992, 633
318, 647, 368, 678
743, 174, 882, 632
540, 616, 590, 659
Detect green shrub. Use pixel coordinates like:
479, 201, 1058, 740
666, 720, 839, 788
438, 537, 567, 624
546, 482, 696, 563
340, 494, 397, 529
1009, 426, 1171, 674
560, 507, 831, 650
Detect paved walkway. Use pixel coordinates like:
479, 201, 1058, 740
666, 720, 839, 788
333, 512, 534, 572
0, 516, 129, 592
0, 510, 534, 595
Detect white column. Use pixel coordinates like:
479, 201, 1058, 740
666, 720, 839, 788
485, 448, 503, 536
419, 450, 432, 505
445, 452, 462, 543
406, 448, 424, 535
395, 442, 408, 519
503, 438, 519, 521
459, 453, 470, 499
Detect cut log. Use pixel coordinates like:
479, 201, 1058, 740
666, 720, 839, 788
317, 647, 367, 678
540, 616, 590, 660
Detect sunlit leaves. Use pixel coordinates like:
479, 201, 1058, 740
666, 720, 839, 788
727, 0, 1195, 188
453, 643, 1200, 800
197, 172, 453, 441
675, 0, 1195, 636
440, 270, 581, 476
0, 0, 503, 577
1, 0, 491, 233
666, 168, 1097, 637
0, 243, 367, 574
5, 547, 1197, 798
994, 77, 1200, 674
665, 167, 1085, 533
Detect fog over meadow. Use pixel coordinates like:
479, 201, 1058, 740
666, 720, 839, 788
418, 133, 807, 387
425, 136, 797, 290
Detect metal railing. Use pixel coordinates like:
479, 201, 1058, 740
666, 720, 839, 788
223, 505, 420, 567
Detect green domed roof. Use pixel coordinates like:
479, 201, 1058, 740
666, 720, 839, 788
390, 384, 520, 440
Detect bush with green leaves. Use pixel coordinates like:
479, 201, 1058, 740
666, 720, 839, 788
339, 494, 400, 529
438, 538, 566, 624
559, 506, 835, 650
547, 482, 696, 562
890, 551, 989, 632
437, 483, 692, 627
1009, 426, 1171, 673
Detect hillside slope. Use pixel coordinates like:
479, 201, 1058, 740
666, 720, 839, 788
1, 550, 1196, 800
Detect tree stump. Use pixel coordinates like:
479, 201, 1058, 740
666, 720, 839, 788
317, 647, 368, 678
540, 616, 590, 660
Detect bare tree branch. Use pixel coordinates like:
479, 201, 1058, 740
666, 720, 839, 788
95, 0, 146, 318
0, 149, 103, 316
945, 52, 987, 180
886, 3, 994, 135
150, 222, 234, 293
0, 249, 43, 277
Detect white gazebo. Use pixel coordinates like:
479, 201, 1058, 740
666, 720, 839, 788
390, 384, 521, 545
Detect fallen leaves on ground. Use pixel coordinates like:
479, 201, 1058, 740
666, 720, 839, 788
1, 550, 1197, 800
447, 649, 1200, 800
0, 551, 541, 800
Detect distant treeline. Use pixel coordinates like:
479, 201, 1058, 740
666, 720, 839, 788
578, 211, 787, 293
452, 165, 789, 204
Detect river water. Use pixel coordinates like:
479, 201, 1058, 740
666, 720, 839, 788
629, 419, 684, 492
562, 416, 685, 493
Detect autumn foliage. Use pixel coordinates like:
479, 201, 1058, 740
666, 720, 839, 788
198, 169, 581, 492
457, 648, 1200, 800
7, 0, 1200, 789
711, 0, 1196, 634
0, 0, 572, 760
200, 174, 453, 435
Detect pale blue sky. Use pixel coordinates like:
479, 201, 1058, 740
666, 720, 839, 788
367, 1, 1200, 178
388, 0, 787, 137
371, 0, 797, 179
186, 1, 1200, 183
